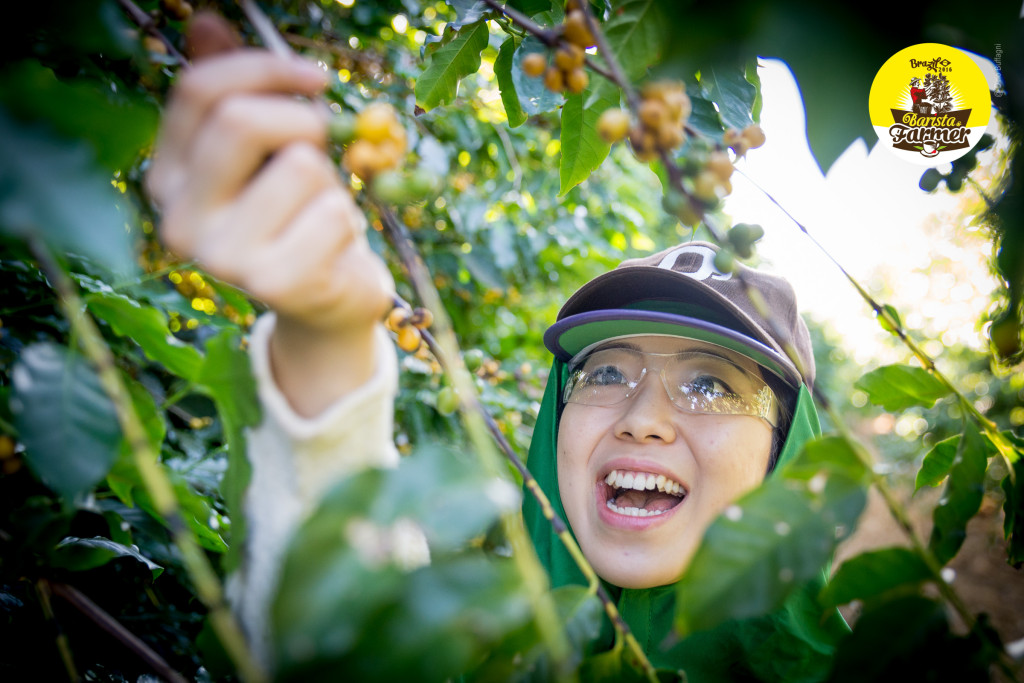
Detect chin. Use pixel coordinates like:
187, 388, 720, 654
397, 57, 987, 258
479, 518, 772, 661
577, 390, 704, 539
591, 545, 697, 589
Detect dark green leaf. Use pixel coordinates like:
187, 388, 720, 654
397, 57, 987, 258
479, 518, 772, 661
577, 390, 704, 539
586, 0, 665, 109
819, 547, 931, 609
87, 291, 203, 380
415, 21, 489, 111
511, 37, 565, 116
697, 63, 757, 131
745, 58, 763, 122
559, 88, 617, 195
916, 435, 959, 492
1003, 449, 1024, 567
686, 90, 726, 139
853, 364, 951, 411
929, 421, 988, 564
495, 36, 527, 128
445, 0, 490, 28
51, 536, 163, 578
0, 110, 136, 275
0, 62, 157, 171
676, 436, 868, 635
196, 329, 260, 570
828, 595, 998, 682
508, 0, 551, 14
12, 343, 120, 503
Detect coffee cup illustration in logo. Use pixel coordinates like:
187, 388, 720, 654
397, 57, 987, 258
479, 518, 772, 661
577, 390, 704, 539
869, 43, 991, 165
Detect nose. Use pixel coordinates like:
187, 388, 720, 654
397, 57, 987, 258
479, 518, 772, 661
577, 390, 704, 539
612, 373, 677, 444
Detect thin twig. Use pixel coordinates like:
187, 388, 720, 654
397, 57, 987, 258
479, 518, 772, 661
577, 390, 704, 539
481, 0, 560, 45
48, 581, 190, 683
116, 0, 189, 65
30, 239, 266, 683
36, 579, 80, 682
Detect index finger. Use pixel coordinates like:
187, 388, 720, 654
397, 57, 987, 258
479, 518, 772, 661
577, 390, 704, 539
150, 51, 328, 199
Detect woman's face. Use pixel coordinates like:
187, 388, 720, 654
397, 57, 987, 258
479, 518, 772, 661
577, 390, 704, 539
556, 335, 775, 588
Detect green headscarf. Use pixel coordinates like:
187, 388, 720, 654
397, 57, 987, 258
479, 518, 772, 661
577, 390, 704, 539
522, 359, 849, 682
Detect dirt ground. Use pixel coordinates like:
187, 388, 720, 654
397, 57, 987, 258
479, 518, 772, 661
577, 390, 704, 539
834, 485, 1024, 679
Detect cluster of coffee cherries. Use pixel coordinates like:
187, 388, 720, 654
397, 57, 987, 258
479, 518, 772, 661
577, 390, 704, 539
604, 81, 691, 161
386, 303, 434, 353
723, 124, 767, 158
520, 3, 594, 94
331, 102, 407, 182
712, 223, 765, 273
330, 103, 440, 203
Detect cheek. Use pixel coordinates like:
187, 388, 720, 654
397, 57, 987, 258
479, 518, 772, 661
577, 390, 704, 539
697, 421, 773, 499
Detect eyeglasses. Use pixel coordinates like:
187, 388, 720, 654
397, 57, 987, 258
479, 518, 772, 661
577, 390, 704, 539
563, 346, 777, 426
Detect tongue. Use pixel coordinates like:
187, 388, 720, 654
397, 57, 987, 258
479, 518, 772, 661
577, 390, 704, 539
614, 489, 682, 513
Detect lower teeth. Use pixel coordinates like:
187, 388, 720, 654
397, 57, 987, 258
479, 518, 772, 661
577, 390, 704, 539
606, 500, 666, 517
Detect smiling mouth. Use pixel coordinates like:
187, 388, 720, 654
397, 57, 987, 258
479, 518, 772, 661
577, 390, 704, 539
603, 469, 687, 518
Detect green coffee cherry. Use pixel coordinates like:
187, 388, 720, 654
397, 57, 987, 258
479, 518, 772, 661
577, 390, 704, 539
371, 170, 411, 204
990, 312, 1022, 359
328, 112, 357, 145
713, 247, 736, 274
407, 167, 441, 199
463, 348, 485, 372
919, 168, 942, 192
437, 386, 459, 416
727, 223, 763, 259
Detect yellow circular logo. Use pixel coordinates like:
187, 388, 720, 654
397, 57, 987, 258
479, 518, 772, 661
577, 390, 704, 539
869, 43, 991, 165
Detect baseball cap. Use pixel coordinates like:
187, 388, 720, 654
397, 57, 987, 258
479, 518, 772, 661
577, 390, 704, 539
543, 241, 815, 389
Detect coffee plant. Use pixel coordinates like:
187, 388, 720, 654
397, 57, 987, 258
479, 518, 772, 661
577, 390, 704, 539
0, 0, 1022, 681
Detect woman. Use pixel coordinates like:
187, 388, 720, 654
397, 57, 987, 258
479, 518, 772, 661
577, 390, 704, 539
148, 47, 845, 681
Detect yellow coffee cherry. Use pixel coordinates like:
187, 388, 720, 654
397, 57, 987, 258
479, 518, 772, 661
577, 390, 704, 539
742, 124, 767, 149
355, 103, 399, 144
565, 67, 588, 94
597, 108, 631, 143
554, 44, 585, 70
543, 66, 564, 92
708, 150, 734, 182
397, 325, 422, 352
563, 10, 595, 48
522, 52, 547, 77
410, 307, 434, 329
386, 306, 411, 331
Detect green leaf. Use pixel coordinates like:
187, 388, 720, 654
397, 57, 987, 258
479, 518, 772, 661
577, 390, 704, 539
508, 0, 551, 14
1003, 449, 1024, 568
915, 435, 959, 492
586, 0, 665, 109
87, 291, 203, 380
0, 62, 157, 171
415, 21, 489, 111
559, 88, 617, 195
273, 445, 527, 680
0, 110, 136, 275
445, 0, 490, 28
675, 436, 868, 635
745, 58, 763, 122
510, 37, 565, 116
51, 536, 163, 578
929, 421, 988, 564
494, 36, 527, 128
11, 343, 121, 503
828, 595, 998, 682
697, 63, 757, 132
686, 89, 726, 138
819, 547, 931, 609
853, 364, 951, 411
196, 329, 260, 570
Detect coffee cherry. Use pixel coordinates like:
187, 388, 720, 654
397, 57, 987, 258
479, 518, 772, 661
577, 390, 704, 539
662, 190, 702, 227
724, 128, 749, 157
708, 151, 734, 182
691, 170, 720, 203
162, 0, 193, 20
990, 313, 1022, 358
597, 108, 630, 143
386, 306, 411, 331
741, 124, 766, 149
410, 307, 434, 329
727, 223, 764, 259
437, 386, 459, 416
565, 67, 588, 94
328, 112, 357, 144
463, 348, 485, 372
397, 324, 422, 352
563, 10, 595, 48
555, 44, 585, 71
143, 36, 168, 55
407, 167, 441, 199
638, 99, 667, 128
355, 102, 399, 144
713, 248, 736, 274
371, 170, 410, 204
522, 52, 547, 77
919, 168, 942, 193
543, 66, 564, 92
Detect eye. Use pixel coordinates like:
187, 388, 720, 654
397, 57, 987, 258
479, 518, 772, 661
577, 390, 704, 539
684, 374, 735, 397
585, 364, 628, 387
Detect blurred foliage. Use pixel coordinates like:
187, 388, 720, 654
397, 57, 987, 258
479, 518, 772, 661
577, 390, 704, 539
0, 0, 1021, 681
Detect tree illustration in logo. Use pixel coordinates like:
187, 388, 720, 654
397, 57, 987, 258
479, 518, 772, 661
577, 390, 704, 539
927, 72, 954, 113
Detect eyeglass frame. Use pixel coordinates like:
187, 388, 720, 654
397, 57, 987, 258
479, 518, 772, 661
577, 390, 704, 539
561, 343, 779, 427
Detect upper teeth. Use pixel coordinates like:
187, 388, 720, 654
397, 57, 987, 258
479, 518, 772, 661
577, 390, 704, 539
604, 469, 684, 496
